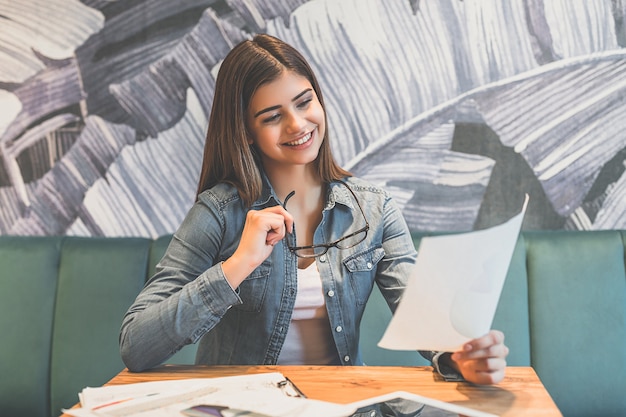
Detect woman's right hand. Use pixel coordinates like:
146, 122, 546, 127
222, 206, 293, 288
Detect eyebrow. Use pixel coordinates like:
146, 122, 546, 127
253, 88, 312, 118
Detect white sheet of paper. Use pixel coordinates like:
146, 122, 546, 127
378, 195, 529, 352
64, 372, 355, 417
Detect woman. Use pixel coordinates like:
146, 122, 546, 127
119, 34, 508, 385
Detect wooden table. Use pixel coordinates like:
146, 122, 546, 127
62, 365, 562, 416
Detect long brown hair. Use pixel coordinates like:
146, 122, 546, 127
196, 34, 351, 206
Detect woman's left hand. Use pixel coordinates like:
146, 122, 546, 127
450, 330, 509, 385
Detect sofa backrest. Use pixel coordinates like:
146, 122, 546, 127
1, 231, 625, 417
0, 236, 62, 417
523, 231, 626, 417
49, 237, 151, 416
0, 236, 152, 417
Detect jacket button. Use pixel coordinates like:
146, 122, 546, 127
366, 262, 373, 269
344, 355, 350, 362
335, 326, 342, 332
319, 255, 327, 262
327, 290, 335, 297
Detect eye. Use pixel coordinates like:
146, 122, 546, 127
296, 97, 313, 109
261, 113, 281, 124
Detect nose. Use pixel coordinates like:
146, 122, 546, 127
285, 110, 307, 134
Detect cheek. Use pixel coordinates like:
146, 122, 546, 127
312, 105, 326, 130
247, 122, 266, 145
318, 122, 326, 140
251, 127, 278, 149
318, 113, 327, 137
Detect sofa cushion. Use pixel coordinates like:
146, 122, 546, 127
491, 234, 531, 366
526, 231, 626, 417
360, 284, 429, 366
0, 236, 62, 417
49, 237, 150, 416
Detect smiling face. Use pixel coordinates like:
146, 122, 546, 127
246, 70, 326, 172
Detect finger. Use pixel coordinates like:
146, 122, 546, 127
247, 208, 289, 234
242, 211, 282, 248
453, 333, 508, 361
264, 216, 288, 245
468, 357, 508, 373
455, 357, 507, 385
465, 330, 505, 352
261, 205, 294, 233
474, 358, 507, 378
453, 344, 509, 363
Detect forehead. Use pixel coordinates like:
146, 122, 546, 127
249, 71, 314, 108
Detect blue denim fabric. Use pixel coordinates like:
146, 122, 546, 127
119, 176, 418, 372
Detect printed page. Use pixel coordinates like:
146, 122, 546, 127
379, 195, 529, 352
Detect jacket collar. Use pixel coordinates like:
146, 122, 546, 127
250, 173, 356, 211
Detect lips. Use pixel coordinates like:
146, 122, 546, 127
284, 132, 312, 146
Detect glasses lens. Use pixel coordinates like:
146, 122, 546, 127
335, 228, 368, 249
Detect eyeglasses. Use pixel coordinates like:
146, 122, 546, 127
282, 180, 369, 258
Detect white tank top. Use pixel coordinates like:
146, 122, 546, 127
276, 262, 338, 364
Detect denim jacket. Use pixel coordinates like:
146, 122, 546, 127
119, 176, 418, 372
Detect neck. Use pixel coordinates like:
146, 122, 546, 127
264, 163, 322, 203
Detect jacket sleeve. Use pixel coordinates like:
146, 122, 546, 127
119, 196, 241, 372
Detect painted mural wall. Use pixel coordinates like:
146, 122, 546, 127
1, 0, 625, 237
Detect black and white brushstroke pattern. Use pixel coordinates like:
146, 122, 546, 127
0, 0, 625, 237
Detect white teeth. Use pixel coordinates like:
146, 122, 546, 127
286, 132, 311, 146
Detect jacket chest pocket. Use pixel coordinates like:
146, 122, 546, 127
343, 246, 384, 305
232, 260, 271, 313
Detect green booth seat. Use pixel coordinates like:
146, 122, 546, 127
1, 230, 625, 417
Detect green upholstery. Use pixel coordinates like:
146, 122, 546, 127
49, 237, 151, 415
490, 234, 531, 366
360, 281, 429, 366
0, 237, 61, 417
1, 231, 625, 417
525, 231, 626, 417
